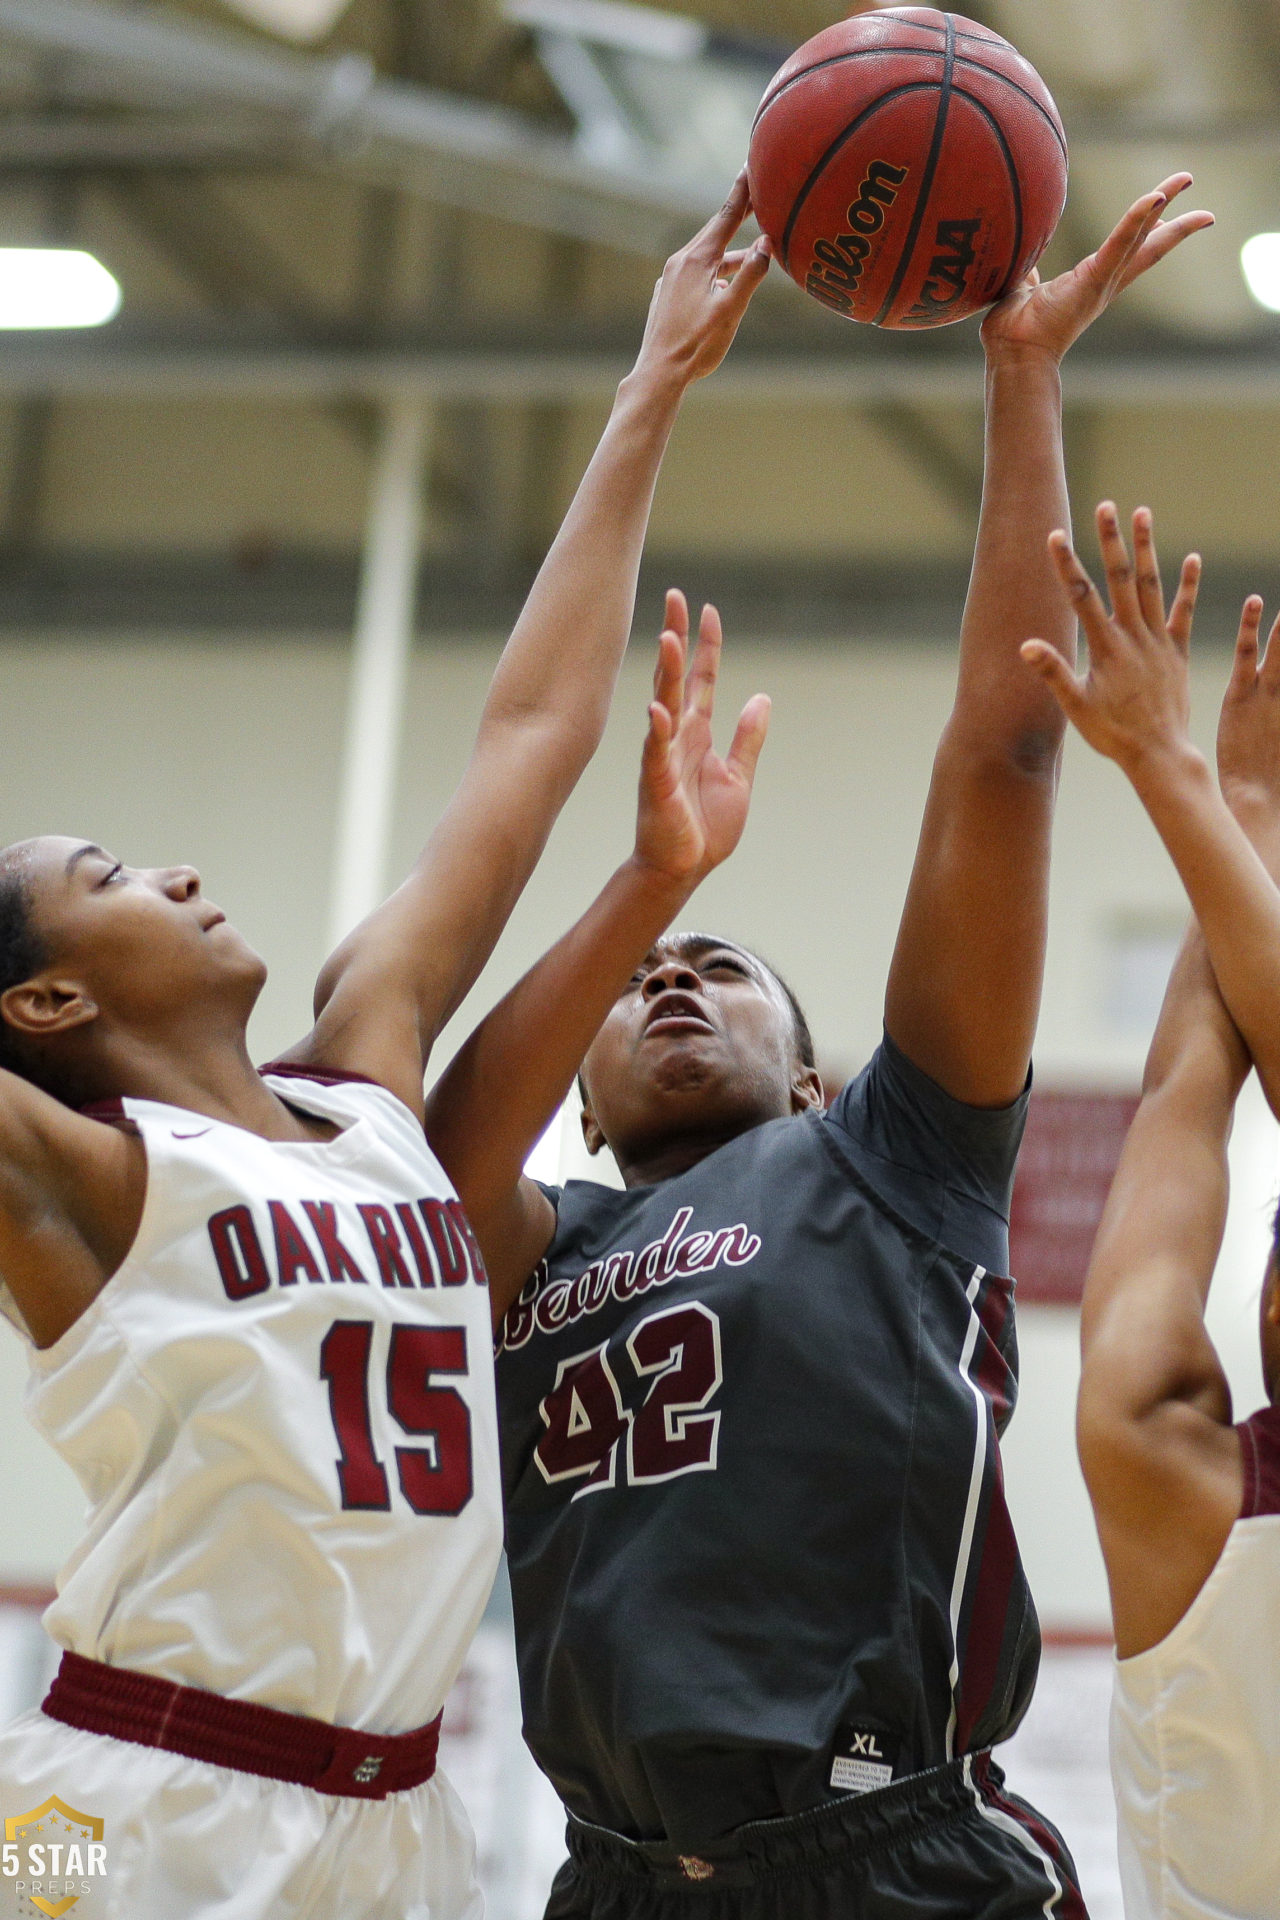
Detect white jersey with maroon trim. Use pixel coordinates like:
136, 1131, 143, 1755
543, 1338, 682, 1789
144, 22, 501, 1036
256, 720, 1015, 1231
1110, 1402, 1280, 1920
6, 1068, 502, 1736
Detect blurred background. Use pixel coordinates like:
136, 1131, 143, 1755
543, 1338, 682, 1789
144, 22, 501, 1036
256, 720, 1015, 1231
2, 0, 1280, 1912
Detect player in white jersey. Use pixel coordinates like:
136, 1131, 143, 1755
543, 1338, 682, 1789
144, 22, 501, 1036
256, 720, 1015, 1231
1021, 508, 1280, 1918
0, 184, 771, 1920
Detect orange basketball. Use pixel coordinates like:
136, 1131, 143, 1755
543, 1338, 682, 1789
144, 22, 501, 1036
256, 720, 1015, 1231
747, 8, 1067, 328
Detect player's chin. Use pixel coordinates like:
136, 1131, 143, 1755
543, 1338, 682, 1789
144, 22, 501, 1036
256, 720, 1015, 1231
209, 924, 267, 984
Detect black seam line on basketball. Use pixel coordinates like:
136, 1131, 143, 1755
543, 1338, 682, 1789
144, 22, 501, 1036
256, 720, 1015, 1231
960, 90, 1023, 308
752, 46, 943, 137
873, 11, 956, 327
778, 82, 940, 272
755, 16, 1006, 125
753, 44, 1065, 164
951, 56, 1067, 160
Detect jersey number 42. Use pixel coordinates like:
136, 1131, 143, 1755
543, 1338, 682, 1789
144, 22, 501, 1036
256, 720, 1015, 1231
534, 1302, 722, 1498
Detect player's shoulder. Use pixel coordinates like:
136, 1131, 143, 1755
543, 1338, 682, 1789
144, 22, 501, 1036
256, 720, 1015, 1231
258, 1061, 431, 1148
544, 1118, 825, 1257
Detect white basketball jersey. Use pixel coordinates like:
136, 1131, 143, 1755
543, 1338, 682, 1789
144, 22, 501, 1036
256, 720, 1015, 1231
1110, 1404, 1280, 1920
2, 1068, 503, 1736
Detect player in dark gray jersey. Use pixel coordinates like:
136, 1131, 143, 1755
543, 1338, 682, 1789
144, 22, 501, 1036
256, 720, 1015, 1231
426, 180, 1211, 1919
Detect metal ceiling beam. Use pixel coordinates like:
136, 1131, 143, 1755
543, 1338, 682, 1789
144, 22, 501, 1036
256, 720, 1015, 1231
0, 0, 715, 253
0, 115, 296, 171
3, 109, 1280, 180
2, 327, 1280, 407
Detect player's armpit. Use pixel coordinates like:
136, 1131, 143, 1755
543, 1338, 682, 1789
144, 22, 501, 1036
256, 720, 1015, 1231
0, 1070, 146, 1346
1079, 1392, 1242, 1657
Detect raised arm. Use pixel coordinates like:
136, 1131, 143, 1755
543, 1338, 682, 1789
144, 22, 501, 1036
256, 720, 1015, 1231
884, 178, 1211, 1107
286, 181, 771, 1116
1076, 925, 1246, 1656
424, 597, 769, 1320
1024, 509, 1280, 1115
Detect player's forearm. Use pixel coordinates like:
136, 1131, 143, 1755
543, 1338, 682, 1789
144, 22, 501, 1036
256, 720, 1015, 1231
425, 856, 694, 1211
952, 349, 1073, 764
477, 367, 685, 770
1080, 928, 1242, 1414
1127, 740, 1280, 1101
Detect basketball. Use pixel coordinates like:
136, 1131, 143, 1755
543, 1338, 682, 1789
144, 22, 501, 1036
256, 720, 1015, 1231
747, 7, 1068, 328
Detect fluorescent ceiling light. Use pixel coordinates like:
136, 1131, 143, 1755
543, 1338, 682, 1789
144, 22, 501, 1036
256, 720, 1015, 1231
1241, 233, 1280, 313
0, 250, 121, 330
220, 0, 354, 41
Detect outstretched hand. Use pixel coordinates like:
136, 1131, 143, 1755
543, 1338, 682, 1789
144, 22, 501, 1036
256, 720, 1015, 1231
1217, 596, 1280, 824
981, 174, 1213, 364
634, 588, 770, 884
1020, 504, 1202, 773
634, 171, 772, 388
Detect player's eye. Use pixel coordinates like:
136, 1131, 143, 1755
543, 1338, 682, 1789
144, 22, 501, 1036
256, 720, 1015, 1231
97, 862, 123, 888
704, 956, 747, 977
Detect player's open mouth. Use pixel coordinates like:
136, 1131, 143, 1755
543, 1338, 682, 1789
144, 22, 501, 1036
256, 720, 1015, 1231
644, 994, 714, 1037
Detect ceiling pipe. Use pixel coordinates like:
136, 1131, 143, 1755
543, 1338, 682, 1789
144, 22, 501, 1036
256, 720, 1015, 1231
0, 0, 717, 252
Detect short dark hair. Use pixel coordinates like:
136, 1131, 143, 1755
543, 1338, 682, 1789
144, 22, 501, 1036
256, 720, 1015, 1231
764, 955, 816, 1072
0, 861, 46, 1080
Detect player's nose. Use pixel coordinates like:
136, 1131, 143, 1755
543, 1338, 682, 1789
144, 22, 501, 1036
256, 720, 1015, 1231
641, 960, 702, 998
159, 864, 201, 901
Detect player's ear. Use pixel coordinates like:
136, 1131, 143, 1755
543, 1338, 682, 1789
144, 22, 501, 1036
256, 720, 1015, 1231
1, 974, 99, 1041
791, 1065, 824, 1115
1265, 1256, 1280, 1329
579, 1091, 606, 1156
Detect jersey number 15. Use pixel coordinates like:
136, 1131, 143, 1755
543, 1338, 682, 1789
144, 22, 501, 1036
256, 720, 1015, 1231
320, 1319, 472, 1515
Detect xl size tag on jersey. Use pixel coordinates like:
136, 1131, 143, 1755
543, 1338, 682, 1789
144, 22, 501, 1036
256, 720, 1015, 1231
829, 1724, 897, 1795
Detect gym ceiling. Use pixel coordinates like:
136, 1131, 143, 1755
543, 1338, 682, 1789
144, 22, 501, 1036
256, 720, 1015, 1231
1, 0, 1279, 639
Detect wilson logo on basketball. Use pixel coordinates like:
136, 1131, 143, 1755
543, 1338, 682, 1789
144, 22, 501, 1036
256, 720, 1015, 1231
903, 218, 983, 324
804, 159, 908, 315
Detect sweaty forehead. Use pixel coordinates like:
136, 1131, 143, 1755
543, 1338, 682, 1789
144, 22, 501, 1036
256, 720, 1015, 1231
649, 931, 760, 971
2, 836, 97, 882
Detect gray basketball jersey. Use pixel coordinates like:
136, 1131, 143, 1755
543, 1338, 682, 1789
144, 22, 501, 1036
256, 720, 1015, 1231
496, 1034, 1035, 1848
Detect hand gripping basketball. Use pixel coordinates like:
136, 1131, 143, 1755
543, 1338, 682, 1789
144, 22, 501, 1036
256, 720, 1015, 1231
633, 172, 772, 388
981, 175, 1213, 364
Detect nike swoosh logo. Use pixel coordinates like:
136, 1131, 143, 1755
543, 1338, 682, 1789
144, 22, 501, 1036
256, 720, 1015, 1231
172, 1128, 214, 1141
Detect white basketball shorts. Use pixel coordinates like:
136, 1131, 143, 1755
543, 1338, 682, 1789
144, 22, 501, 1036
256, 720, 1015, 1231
0, 1707, 484, 1919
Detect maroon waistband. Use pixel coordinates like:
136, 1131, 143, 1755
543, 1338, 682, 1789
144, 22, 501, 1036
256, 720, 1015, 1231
42, 1652, 443, 1800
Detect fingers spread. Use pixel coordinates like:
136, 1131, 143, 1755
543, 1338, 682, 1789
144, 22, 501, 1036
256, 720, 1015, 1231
1230, 595, 1264, 695
1166, 553, 1202, 654
1020, 638, 1086, 719
1130, 507, 1165, 632
1261, 607, 1280, 691
663, 586, 689, 645
725, 693, 771, 787
1047, 530, 1118, 659
685, 602, 724, 718
1090, 187, 1168, 288
1118, 209, 1215, 291
640, 698, 676, 794
1151, 172, 1195, 208
1094, 502, 1144, 631
652, 627, 686, 718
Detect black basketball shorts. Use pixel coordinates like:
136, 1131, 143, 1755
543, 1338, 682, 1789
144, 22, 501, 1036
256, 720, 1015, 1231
543, 1754, 1088, 1920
